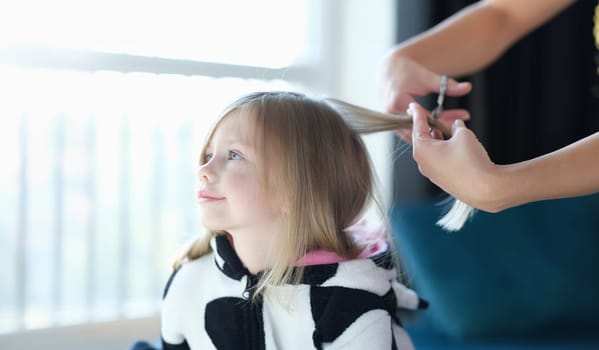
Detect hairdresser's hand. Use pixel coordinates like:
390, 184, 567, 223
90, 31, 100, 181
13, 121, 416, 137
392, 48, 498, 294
408, 102, 502, 212
379, 52, 472, 142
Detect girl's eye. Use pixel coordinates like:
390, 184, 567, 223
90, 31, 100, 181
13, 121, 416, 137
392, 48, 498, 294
229, 151, 242, 160
204, 153, 213, 162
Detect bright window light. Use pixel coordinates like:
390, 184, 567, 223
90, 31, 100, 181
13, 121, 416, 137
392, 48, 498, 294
0, 0, 310, 68
0, 64, 304, 334
0, 0, 321, 338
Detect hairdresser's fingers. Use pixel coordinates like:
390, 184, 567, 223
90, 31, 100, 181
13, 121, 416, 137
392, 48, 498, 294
453, 118, 467, 134
438, 109, 471, 123
380, 55, 471, 114
397, 103, 433, 143
431, 128, 443, 140
445, 79, 472, 97
408, 102, 433, 142
387, 93, 416, 116
435, 109, 470, 138
399, 102, 434, 143
409, 102, 439, 178
451, 119, 482, 145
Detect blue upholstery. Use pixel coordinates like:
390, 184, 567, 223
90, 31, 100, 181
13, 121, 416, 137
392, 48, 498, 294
390, 194, 599, 346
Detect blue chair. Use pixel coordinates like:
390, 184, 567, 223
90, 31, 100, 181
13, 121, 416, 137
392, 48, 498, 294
390, 194, 599, 349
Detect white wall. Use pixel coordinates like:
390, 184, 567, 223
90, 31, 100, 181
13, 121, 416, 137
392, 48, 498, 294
334, 0, 397, 208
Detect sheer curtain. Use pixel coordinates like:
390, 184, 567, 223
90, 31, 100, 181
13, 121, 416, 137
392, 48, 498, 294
0, 0, 324, 338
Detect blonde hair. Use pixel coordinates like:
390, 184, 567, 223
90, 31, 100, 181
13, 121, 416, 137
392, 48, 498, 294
175, 91, 473, 296
326, 99, 475, 231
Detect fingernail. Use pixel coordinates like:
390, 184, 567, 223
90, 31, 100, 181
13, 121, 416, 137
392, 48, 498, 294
407, 102, 416, 114
453, 119, 464, 131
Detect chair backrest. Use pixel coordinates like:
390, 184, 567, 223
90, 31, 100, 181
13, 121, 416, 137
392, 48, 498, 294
390, 194, 599, 340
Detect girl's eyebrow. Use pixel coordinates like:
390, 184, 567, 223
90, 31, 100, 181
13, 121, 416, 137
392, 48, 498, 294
219, 138, 252, 149
205, 140, 253, 154
206, 137, 247, 147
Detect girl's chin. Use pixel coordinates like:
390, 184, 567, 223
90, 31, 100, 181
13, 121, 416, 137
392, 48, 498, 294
199, 219, 226, 232
201, 223, 220, 231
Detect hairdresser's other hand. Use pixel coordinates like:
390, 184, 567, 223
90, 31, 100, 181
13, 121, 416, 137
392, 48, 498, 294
379, 52, 472, 142
409, 102, 502, 212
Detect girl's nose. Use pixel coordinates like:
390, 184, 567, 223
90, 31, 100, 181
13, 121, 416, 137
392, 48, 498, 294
198, 162, 216, 183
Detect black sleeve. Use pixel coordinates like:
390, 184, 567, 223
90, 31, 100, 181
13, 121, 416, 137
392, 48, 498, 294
162, 338, 190, 350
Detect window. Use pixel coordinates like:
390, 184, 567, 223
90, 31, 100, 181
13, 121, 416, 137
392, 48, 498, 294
0, 68, 300, 333
0, 0, 310, 68
0, 0, 331, 340
0, 1, 397, 348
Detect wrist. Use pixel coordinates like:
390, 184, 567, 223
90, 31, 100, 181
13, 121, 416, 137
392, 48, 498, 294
393, 46, 417, 64
472, 164, 513, 213
483, 163, 531, 213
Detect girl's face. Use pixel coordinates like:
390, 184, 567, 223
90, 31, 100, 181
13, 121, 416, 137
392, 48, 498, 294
197, 110, 282, 233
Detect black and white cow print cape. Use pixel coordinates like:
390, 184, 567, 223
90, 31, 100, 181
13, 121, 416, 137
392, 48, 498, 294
156, 235, 426, 350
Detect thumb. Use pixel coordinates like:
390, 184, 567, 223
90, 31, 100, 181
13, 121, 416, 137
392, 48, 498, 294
409, 102, 433, 141
451, 119, 466, 136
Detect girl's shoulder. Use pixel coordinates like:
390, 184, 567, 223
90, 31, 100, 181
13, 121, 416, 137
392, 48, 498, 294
312, 251, 396, 294
162, 252, 216, 300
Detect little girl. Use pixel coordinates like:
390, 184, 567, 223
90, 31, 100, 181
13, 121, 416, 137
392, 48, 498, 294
136, 91, 466, 350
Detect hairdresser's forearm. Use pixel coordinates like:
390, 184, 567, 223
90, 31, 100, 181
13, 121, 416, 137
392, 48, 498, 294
491, 132, 599, 211
392, 0, 574, 76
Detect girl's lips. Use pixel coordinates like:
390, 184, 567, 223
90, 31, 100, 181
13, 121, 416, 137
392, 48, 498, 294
197, 191, 225, 202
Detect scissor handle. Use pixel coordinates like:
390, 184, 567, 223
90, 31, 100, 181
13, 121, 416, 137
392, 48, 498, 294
431, 75, 448, 121
437, 75, 448, 107
427, 115, 452, 140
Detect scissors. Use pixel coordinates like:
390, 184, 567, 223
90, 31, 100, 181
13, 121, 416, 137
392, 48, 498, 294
428, 75, 452, 139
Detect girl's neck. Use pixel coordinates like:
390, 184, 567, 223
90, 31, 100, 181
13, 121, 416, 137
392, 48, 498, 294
226, 224, 284, 275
